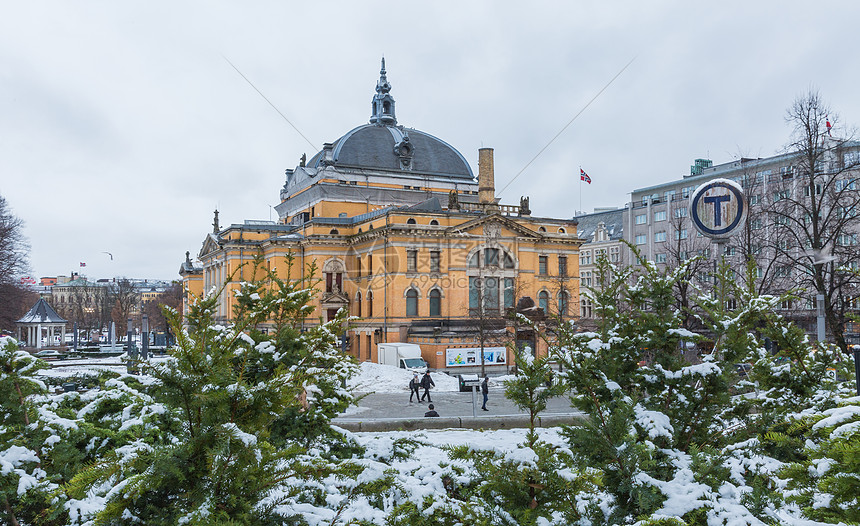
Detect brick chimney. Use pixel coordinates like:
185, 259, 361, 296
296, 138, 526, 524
478, 148, 495, 205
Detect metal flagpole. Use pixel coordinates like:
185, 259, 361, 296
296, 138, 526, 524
579, 166, 582, 215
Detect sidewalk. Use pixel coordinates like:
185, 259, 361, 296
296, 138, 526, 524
334, 388, 583, 432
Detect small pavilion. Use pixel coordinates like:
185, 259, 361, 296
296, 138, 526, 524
16, 298, 67, 349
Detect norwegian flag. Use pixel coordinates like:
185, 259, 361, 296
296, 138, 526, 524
80, 262, 87, 267
580, 168, 591, 184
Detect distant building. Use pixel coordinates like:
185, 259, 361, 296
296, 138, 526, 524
573, 208, 626, 322
627, 137, 860, 341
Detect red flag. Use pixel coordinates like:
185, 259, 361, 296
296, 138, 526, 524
580, 168, 591, 184
826, 117, 832, 136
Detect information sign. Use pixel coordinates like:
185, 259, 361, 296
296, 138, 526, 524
688, 178, 748, 239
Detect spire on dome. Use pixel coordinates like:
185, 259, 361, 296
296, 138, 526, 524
370, 57, 396, 125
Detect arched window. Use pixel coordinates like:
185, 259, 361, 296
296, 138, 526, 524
429, 289, 441, 316
367, 290, 373, 317
406, 218, 417, 225
406, 288, 419, 316
558, 291, 569, 316
538, 226, 546, 233
503, 254, 515, 269
469, 252, 480, 267
329, 229, 339, 235
430, 219, 439, 226
538, 291, 549, 313
558, 227, 566, 234
355, 291, 362, 317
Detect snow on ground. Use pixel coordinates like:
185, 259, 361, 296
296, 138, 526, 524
347, 362, 460, 393
36, 355, 171, 379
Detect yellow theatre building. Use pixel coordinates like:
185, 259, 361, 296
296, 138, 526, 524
180, 60, 583, 372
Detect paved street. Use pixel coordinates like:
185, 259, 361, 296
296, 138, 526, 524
334, 387, 583, 431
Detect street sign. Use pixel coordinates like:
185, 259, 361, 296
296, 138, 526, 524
689, 178, 747, 239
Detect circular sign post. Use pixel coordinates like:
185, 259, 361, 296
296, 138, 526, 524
688, 178, 748, 240
689, 178, 748, 312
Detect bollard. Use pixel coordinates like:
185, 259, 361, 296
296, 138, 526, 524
854, 345, 860, 397
141, 315, 149, 360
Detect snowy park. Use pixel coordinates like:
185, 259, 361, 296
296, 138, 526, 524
3, 259, 860, 526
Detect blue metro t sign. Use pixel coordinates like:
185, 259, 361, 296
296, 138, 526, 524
689, 178, 747, 239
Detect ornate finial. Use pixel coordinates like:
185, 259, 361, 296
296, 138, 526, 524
185, 251, 191, 264
370, 57, 396, 125
213, 209, 220, 233
299, 153, 306, 167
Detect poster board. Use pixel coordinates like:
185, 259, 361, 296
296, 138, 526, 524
445, 346, 507, 367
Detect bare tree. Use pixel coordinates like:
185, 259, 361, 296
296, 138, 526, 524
466, 274, 511, 376
109, 279, 140, 340
142, 281, 183, 335
0, 195, 33, 331
0, 195, 29, 285
664, 203, 712, 327
765, 89, 860, 352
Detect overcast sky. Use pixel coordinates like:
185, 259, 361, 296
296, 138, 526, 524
3, 1, 859, 282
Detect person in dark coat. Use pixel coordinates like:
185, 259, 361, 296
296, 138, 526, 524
419, 371, 435, 402
409, 373, 421, 403
424, 404, 439, 417
481, 375, 489, 411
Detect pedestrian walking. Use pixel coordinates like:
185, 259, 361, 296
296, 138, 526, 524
424, 404, 439, 417
419, 371, 435, 402
408, 373, 421, 403
481, 375, 489, 411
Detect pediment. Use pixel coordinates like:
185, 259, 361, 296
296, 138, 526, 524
447, 213, 541, 239
198, 233, 222, 258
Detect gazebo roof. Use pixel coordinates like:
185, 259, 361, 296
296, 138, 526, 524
17, 298, 67, 324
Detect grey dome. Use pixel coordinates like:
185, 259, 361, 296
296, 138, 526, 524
309, 124, 474, 180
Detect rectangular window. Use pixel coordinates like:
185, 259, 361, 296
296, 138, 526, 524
635, 234, 647, 245
539, 255, 548, 275
804, 184, 823, 196
773, 190, 791, 202
610, 247, 620, 262
674, 207, 687, 218
407, 250, 418, 272
484, 276, 499, 311
356, 256, 361, 278
654, 231, 667, 242
675, 229, 687, 240
579, 251, 591, 266
469, 277, 480, 311
430, 251, 440, 272
655, 253, 667, 263
664, 190, 676, 201
558, 256, 568, 277
836, 179, 856, 191
504, 278, 514, 309
635, 214, 647, 225
368, 254, 373, 276
724, 246, 736, 256
654, 210, 667, 222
